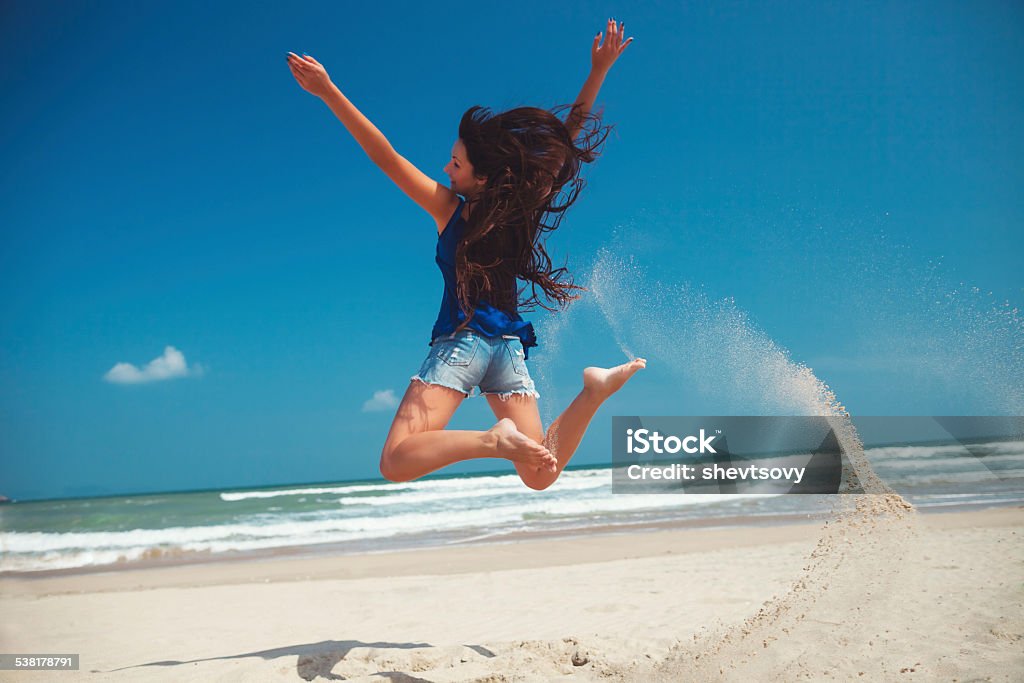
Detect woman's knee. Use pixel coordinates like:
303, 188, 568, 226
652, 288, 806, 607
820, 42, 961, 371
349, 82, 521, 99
516, 466, 556, 491
379, 446, 410, 483
380, 458, 412, 484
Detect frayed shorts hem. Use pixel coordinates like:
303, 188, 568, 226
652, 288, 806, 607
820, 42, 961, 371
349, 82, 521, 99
410, 329, 539, 400
480, 388, 541, 401
409, 375, 540, 401
409, 374, 471, 397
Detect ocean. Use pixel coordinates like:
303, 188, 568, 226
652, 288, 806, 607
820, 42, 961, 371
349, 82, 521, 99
2, 438, 1022, 575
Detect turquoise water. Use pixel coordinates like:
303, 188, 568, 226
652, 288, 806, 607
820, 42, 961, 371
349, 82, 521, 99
2, 443, 1021, 575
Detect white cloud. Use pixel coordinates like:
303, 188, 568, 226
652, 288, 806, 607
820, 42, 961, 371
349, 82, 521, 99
103, 345, 204, 384
362, 389, 399, 412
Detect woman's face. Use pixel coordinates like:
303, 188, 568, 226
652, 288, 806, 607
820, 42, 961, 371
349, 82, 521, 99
444, 139, 486, 197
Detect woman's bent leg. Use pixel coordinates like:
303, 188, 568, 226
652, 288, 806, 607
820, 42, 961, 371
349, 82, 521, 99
380, 380, 554, 482
486, 358, 648, 490
485, 390, 600, 491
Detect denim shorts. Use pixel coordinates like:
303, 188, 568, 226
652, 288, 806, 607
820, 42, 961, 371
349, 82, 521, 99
410, 328, 540, 400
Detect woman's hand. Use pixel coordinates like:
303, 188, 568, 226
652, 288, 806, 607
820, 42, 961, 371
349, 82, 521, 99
286, 52, 333, 99
590, 18, 633, 74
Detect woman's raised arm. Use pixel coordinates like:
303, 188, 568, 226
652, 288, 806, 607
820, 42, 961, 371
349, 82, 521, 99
287, 53, 458, 229
565, 19, 634, 140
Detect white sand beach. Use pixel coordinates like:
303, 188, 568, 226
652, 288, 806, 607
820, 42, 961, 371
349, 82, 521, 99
1, 503, 1021, 682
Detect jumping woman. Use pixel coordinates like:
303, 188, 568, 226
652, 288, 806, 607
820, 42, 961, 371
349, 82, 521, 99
287, 18, 646, 490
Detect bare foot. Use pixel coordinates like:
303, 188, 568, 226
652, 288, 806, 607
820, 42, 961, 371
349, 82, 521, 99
582, 358, 648, 401
488, 418, 557, 473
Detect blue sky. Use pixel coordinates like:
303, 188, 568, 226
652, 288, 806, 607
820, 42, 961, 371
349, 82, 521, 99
1, 0, 1022, 501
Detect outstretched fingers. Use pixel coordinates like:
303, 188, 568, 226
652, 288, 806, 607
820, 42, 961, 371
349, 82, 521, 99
287, 52, 310, 71
286, 53, 304, 75
592, 18, 634, 68
619, 39, 633, 55
609, 19, 633, 53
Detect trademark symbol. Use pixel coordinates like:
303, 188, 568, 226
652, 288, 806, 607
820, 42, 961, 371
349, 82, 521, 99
716, 430, 722, 434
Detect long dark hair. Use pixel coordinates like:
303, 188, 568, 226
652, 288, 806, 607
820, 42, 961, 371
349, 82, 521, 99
453, 103, 611, 331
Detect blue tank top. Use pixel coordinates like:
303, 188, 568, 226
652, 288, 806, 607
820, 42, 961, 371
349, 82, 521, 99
430, 198, 538, 359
